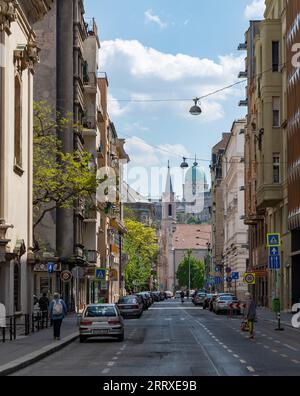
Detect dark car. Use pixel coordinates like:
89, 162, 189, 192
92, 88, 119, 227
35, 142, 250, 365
137, 293, 148, 310
193, 292, 206, 306
152, 291, 160, 302
117, 295, 143, 318
203, 293, 215, 309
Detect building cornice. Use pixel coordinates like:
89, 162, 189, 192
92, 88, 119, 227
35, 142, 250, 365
0, 1, 17, 33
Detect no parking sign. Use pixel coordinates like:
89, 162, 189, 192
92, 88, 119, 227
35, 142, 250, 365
243, 272, 256, 285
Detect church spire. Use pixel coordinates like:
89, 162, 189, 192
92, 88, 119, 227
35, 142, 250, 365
165, 161, 173, 194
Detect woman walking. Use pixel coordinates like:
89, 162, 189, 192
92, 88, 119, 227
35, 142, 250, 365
244, 292, 256, 339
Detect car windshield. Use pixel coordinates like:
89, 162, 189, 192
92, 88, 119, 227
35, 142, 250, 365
197, 293, 206, 296
85, 306, 116, 317
119, 297, 137, 304
219, 296, 237, 301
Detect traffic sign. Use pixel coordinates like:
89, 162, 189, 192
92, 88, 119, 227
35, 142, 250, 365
269, 255, 281, 270
267, 233, 281, 247
269, 247, 279, 256
47, 262, 54, 273
225, 267, 232, 274
95, 268, 106, 280
226, 276, 232, 283
232, 272, 239, 280
244, 272, 256, 285
214, 276, 222, 285
60, 270, 72, 283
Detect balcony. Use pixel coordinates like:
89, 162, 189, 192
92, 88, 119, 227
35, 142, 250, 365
256, 184, 283, 209
238, 99, 248, 106
82, 116, 97, 135
83, 72, 97, 94
238, 43, 247, 50
238, 71, 247, 78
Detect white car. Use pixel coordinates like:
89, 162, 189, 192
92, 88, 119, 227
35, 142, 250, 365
165, 291, 173, 299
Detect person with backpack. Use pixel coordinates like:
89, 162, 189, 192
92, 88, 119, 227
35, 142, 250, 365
49, 293, 67, 340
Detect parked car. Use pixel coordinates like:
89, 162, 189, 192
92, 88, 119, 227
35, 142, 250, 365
175, 290, 182, 299
142, 292, 153, 307
152, 291, 160, 302
117, 295, 143, 318
213, 295, 240, 314
165, 291, 173, 299
159, 291, 166, 301
79, 304, 124, 343
137, 293, 149, 310
193, 291, 207, 306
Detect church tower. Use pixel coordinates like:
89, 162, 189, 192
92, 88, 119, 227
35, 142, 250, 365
159, 163, 177, 291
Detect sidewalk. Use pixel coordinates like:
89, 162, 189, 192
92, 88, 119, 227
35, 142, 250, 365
0, 314, 79, 376
256, 307, 298, 330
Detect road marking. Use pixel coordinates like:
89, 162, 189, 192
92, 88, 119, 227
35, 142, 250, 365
113, 357, 118, 360
247, 366, 255, 372
240, 359, 247, 364
233, 354, 240, 358
274, 340, 280, 344
268, 337, 273, 340
264, 345, 270, 349
257, 342, 262, 345
283, 344, 298, 352
262, 334, 267, 337
291, 359, 300, 364
117, 352, 122, 355
222, 345, 228, 349
271, 349, 278, 353
280, 354, 288, 358
102, 368, 110, 374
227, 349, 233, 353
107, 362, 115, 367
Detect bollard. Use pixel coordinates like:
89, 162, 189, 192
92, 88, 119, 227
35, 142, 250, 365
275, 311, 284, 331
2, 327, 5, 343
32, 314, 35, 333
13, 316, 16, 340
9, 317, 12, 341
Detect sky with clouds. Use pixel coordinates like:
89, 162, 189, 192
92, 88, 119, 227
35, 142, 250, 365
84, 0, 265, 199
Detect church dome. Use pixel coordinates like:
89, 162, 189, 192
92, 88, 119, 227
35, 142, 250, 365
185, 165, 208, 187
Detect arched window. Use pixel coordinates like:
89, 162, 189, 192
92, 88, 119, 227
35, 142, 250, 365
14, 263, 20, 312
14, 73, 22, 168
168, 204, 172, 217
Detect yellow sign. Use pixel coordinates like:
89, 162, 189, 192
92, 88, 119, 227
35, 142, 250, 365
243, 272, 256, 285
267, 233, 281, 247
109, 269, 118, 281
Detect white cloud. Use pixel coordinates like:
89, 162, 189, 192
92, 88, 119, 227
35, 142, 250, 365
244, 0, 265, 20
145, 9, 167, 29
107, 93, 129, 117
100, 39, 244, 123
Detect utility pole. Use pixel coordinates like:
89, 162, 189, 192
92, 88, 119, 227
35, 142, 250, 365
188, 251, 191, 301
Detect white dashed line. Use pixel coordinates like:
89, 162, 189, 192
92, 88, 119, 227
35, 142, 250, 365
274, 340, 280, 344
247, 366, 255, 372
117, 351, 122, 355
112, 357, 118, 360
222, 345, 228, 349
240, 359, 247, 364
264, 345, 270, 349
227, 349, 233, 353
107, 362, 115, 367
271, 349, 278, 353
233, 354, 240, 358
291, 359, 300, 364
102, 368, 110, 374
283, 344, 298, 352
280, 354, 288, 358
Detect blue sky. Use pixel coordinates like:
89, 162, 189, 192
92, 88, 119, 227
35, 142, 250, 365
84, 0, 265, 199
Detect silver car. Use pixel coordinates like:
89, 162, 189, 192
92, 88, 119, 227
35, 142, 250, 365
213, 295, 240, 314
117, 295, 143, 318
79, 304, 124, 343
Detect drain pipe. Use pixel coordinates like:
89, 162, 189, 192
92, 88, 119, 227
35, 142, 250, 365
0, 30, 5, 219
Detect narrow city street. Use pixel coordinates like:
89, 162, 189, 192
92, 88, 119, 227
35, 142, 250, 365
12, 299, 300, 377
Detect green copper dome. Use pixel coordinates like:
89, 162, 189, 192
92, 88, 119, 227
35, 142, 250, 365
185, 166, 208, 186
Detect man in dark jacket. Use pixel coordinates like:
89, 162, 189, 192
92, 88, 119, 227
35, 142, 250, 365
244, 292, 256, 339
39, 293, 49, 328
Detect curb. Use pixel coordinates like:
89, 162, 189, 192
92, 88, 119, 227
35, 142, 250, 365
0, 332, 79, 376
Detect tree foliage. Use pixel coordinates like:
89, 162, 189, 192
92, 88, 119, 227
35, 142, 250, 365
176, 250, 205, 289
33, 101, 97, 244
123, 219, 158, 293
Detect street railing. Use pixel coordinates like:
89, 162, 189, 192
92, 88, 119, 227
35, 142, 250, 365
1, 311, 52, 343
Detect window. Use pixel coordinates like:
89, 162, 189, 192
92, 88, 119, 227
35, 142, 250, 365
272, 41, 279, 72
168, 204, 172, 217
272, 97, 280, 127
14, 74, 22, 168
273, 154, 280, 184
14, 264, 20, 312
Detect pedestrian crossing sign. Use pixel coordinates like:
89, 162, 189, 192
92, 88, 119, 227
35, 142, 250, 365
95, 268, 106, 280
267, 233, 281, 247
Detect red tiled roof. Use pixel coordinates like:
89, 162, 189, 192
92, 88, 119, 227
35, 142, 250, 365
172, 224, 211, 250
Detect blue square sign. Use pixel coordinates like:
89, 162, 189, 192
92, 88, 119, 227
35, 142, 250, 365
269, 247, 279, 256
269, 255, 280, 270
95, 269, 106, 279
267, 233, 281, 247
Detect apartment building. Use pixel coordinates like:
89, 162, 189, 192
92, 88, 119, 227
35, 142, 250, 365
221, 120, 249, 299
286, 0, 300, 305
210, 133, 231, 291
0, 0, 53, 315
239, 0, 291, 309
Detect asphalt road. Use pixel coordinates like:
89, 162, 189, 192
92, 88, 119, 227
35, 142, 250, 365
12, 299, 300, 376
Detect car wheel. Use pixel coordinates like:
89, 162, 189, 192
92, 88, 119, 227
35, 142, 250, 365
117, 333, 124, 342
79, 336, 86, 343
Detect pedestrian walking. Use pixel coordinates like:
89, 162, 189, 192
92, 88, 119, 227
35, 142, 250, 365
49, 293, 67, 341
39, 293, 49, 328
244, 292, 256, 339
180, 290, 185, 304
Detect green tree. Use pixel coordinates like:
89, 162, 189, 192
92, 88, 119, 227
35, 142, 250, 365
176, 250, 205, 289
33, 101, 97, 247
123, 219, 158, 293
